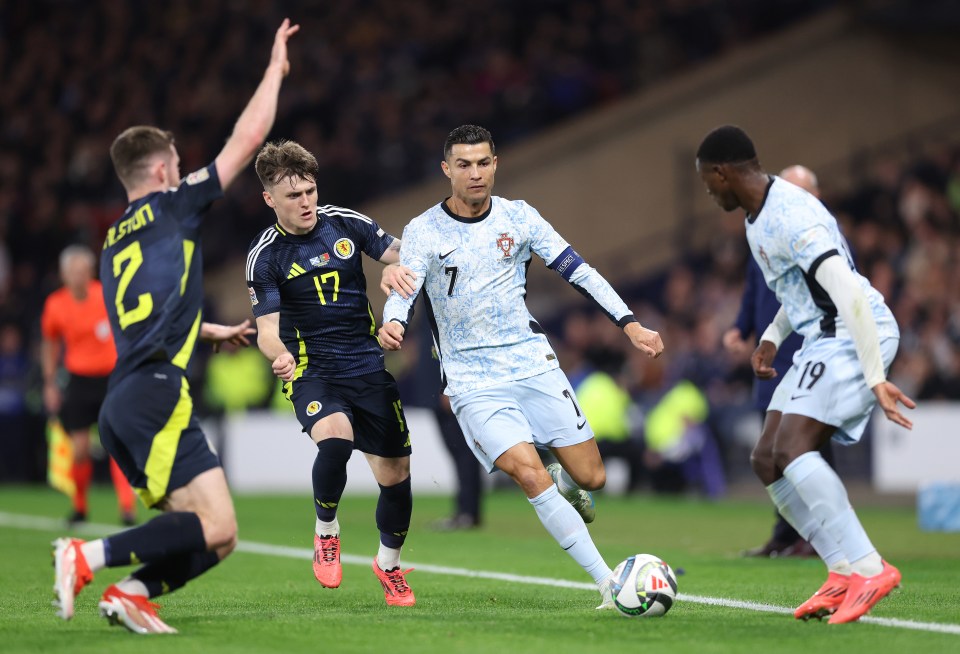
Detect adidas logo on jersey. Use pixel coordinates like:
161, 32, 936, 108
287, 263, 308, 279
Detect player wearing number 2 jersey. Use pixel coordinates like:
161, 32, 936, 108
51, 19, 300, 634
379, 125, 664, 610
696, 125, 915, 625
247, 140, 416, 606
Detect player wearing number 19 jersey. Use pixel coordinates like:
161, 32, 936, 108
247, 140, 414, 606
380, 125, 665, 610
51, 18, 300, 635
696, 125, 914, 625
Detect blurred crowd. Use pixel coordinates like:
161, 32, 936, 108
0, 0, 830, 325
8, 0, 960, 494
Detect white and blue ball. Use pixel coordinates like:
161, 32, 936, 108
610, 553, 678, 618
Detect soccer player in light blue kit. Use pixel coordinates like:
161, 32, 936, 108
696, 125, 915, 624
379, 125, 664, 608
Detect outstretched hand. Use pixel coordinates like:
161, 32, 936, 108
722, 327, 753, 357
624, 322, 663, 358
381, 263, 417, 298
202, 319, 257, 353
378, 321, 405, 351
271, 18, 301, 77
751, 341, 778, 379
873, 381, 916, 429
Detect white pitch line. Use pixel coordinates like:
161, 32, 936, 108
3, 511, 959, 636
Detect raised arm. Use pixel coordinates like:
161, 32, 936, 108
214, 18, 300, 191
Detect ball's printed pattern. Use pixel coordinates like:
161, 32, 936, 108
611, 553, 678, 618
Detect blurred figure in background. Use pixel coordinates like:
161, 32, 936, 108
0, 322, 31, 481
430, 393, 483, 530
41, 244, 136, 526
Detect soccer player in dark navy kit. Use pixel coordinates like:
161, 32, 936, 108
51, 19, 300, 634
246, 140, 417, 606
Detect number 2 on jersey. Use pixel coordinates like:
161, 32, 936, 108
112, 241, 153, 329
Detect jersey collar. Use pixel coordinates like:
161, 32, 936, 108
746, 175, 776, 224
441, 197, 492, 223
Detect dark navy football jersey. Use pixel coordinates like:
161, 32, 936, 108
99, 164, 223, 384
246, 204, 396, 379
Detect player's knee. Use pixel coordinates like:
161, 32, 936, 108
579, 468, 606, 492
750, 448, 776, 484
772, 447, 799, 475
200, 514, 238, 552
512, 466, 548, 496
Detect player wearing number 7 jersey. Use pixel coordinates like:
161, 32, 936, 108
246, 140, 417, 606
379, 125, 664, 610
695, 125, 915, 625
51, 19, 300, 634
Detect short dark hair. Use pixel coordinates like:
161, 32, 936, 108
443, 125, 495, 160
696, 125, 757, 164
255, 140, 319, 188
110, 126, 175, 189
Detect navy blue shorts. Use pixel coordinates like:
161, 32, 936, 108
286, 370, 411, 458
98, 362, 220, 508
60, 373, 109, 432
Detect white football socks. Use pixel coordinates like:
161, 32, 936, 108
783, 452, 883, 577
80, 540, 106, 572
377, 543, 401, 571
767, 476, 851, 575
115, 577, 150, 598
315, 517, 339, 538
529, 485, 611, 584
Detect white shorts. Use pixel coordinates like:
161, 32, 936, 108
449, 368, 595, 472
768, 336, 899, 445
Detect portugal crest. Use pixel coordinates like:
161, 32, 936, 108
496, 232, 515, 259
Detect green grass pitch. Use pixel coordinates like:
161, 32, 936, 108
1, 485, 958, 653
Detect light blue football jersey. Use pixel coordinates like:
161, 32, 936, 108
384, 196, 633, 396
746, 177, 898, 343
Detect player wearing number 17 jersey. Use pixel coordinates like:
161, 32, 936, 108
696, 125, 915, 625
51, 19, 300, 634
246, 140, 415, 606
379, 125, 664, 609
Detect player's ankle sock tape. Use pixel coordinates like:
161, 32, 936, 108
377, 476, 412, 549
312, 438, 353, 521
131, 550, 221, 597
104, 511, 205, 567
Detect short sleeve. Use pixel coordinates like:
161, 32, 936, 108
246, 236, 282, 317
40, 294, 62, 340
165, 163, 224, 231
789, 223, 836, 273
353, 214, 397, 261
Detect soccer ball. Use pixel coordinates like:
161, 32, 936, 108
610, 553, 678, 618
